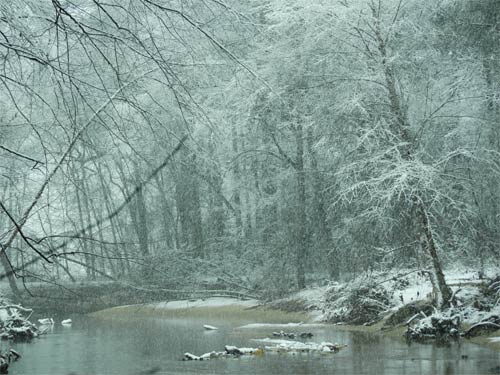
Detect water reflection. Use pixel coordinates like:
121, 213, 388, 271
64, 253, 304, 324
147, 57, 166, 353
4, 316, 499, 374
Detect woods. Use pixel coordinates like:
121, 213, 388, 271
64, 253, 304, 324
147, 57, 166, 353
0, 0, 499, 309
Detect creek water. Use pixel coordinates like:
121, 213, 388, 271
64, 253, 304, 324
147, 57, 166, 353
5, 313, 500, 375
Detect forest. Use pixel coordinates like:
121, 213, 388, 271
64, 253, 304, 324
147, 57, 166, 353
0, 1, 500, 374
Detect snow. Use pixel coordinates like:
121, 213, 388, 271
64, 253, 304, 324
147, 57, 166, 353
38, 318, 54, 325
252, 338, 343, 353
253, 338, 298, 345
0, 310, 9, 321
300, 266, 500, 330
489, 337, 500, 343
293, 286, 328, 307
148, 298, 259, 310
394, 281, 432, 307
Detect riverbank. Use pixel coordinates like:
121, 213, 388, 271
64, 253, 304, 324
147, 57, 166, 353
91, 297, 309, 323
88, 267, 500, 353
264, 267, 500, 353
91, 296, 500, 355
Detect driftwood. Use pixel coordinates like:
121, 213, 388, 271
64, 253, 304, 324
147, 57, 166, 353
406, 315, 461, 342
181, 340, 345, 361
464, 316, 500, 338
0, 304, 40, 341
0, 348, 21, 374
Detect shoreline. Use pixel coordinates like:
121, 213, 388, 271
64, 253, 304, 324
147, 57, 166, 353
90, 297, 309, 323
90, 297, 500, 353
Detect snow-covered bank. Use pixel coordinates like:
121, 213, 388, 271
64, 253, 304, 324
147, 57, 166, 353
92, 297, 309, 323
268, 267, 500, 349
147, 297, 259, 310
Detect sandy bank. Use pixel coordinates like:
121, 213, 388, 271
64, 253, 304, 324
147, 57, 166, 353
91, 297, 309, 323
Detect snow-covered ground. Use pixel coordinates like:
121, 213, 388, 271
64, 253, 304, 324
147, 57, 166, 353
147, 297, 259, 310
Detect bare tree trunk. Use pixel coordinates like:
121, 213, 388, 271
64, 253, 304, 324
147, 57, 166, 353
72, 166, 94, 280
175, 151, 204, 257
0, 77, 151, 290
416, 199, 452, 308
154, 174, 176, 249
373, 8, 452, 308
295, 124, 307, 289
155, 174, 179, 249
103, 162, 132, 275
0, 180, 20, 295
80, 163, 98, 279
307, 128, 335, 278
96, 161, 127, 275
0, 255, 19, 296
133, 164, 149, 258
231, 125, 243, 234
86, 177, 117, 277
207, 136, 226, 240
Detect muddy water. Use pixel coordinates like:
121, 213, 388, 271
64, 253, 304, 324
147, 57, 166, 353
6, 313, 500, 375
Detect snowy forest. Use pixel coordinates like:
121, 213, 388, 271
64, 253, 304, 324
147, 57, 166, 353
0, 1, 500, 374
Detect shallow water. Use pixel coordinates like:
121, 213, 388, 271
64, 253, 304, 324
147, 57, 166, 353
5, 314, 500, 375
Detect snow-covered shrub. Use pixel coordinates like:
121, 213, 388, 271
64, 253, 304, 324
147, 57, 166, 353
323, 282, 391, 325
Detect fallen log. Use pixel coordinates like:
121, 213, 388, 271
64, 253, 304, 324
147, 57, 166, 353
464, 319, 500, 338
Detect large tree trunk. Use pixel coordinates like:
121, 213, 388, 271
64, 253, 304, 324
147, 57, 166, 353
373, 9, 452, 308
416, 199, 453, 308
0, 255, 19, 296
